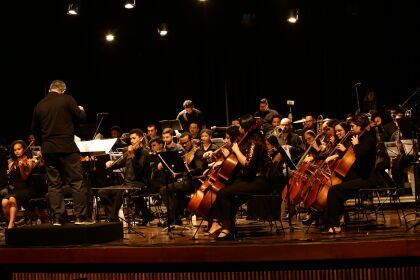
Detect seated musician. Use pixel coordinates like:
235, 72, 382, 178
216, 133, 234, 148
196, 129, 218, 159
206, 114, 272, 240
2, 140, 38, 229
301, 121, 350, 225
277, 118, 304, 164
158, 132, 206, 226
110, 125, 128, 151
324, 113, 377, 234
189, 122, 201, 141
101, 128, 153, 225
162, 128, 183, 152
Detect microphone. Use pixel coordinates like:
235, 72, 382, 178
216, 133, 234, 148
97, 112, 109, 116
353, 82, 361, 87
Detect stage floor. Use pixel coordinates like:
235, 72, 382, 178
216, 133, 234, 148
1, 207, 420, 264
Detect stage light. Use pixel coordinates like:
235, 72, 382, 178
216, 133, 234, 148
67, 3, 80, 16
158, 23, 168, 37
105, 33, 115, 42
287, 9, 299, 23
124, 0, 136, 9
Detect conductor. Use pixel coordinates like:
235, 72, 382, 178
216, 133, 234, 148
31, 80, 92, 226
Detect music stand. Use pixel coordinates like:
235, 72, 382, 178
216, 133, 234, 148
159, 119, 183, 131
75, 139, 117, 222
152, 151, 188, 239
277, 145, 299, 232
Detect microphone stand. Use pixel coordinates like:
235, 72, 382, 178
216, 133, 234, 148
93, 114, 107, 139
354, 83, 361, 113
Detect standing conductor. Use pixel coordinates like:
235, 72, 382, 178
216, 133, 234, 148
31, 80, 91, 226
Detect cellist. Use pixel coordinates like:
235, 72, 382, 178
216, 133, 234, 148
206, 114, 272, 240
324, 113, 377, 234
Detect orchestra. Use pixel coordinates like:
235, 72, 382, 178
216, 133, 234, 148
0, 89, 418, 240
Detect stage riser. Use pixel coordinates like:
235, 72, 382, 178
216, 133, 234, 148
11, 267, 420, 280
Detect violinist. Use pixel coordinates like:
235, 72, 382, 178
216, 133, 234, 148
2, 140, 36, 229
159, 132, 206, 226
206, 114, 272, 240
324, 113, 377, 234
101, 128, 153, 224
196, 129, 218, 160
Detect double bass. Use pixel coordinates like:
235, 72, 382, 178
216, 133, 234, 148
187, 118, 264, 217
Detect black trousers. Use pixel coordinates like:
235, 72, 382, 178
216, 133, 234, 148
97, 187, 124, 221
159, 177, 194, 223
324, 178, 374, 227
44, 152, 87, 219
214, 176, 270, 228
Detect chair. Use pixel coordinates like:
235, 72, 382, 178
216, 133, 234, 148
354, 186, 406, 230
246, 192, 285, 233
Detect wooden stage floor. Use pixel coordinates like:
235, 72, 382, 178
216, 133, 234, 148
1, 208, 420, 265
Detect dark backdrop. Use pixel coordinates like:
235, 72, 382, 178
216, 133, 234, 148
2, 0, 419, 144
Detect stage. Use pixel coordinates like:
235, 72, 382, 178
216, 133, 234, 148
1, 207, 420, 279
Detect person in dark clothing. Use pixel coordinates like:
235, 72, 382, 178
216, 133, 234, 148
254, 98, 280, 135
176, 100, 206, 131
158, 132, 206, 226
2, 140, 37, 229
102, 128, 153, 224
324, 113, 377, 234
31, 80, 90, 226
206, 114, 272, 240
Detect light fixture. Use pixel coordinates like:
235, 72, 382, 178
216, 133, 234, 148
67, 3, 80, 16
287, 9, 299, 23
105, 33, 115, 42
124, 0, 136, 9
158, 23, 168, 37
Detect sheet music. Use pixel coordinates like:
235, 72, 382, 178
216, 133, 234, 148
384, 141, 400, 158
281, 145, 292, 160
75, 138, 117, 154
401, 139, 417, 156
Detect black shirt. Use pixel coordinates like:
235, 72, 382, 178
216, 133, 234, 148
31, 92, 86, 153
176, 108, 205, 130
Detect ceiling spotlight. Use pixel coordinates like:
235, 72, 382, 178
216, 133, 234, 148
124, 0, 136, 9
105, 33, 115, 42
287, 9, 299, 23
67, 3, 80, 16
158, 23, 168, 37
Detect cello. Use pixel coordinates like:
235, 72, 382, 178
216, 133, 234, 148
187, 118, 264, 217
281, 131, 324, 205
304, 129, 364, 211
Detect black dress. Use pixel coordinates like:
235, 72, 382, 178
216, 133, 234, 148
4, 166, 34, 205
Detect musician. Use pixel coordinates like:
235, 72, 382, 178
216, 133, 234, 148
253, 98, 280, 134
2, 140, 37, 229
196, 129, 218, 159
207, 114, 272, 240
381, 107, 399, 142
146, 124, 160, 143
110, 125, 128, 151
296, 113, 317, 136
324, 113, 377, 234
189, 122, 201, 141
159, 132, 206, 226
102, 128, 153, 224
162, 128, 183, 152
31, 80, 90, 226
277, 118, 304, 164
176, 100, 206, 130
265, 114, 282, 138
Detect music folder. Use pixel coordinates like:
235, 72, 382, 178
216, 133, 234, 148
75, 138, 117, 156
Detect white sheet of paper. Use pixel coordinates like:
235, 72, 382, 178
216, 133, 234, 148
75, 138, 117, 154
